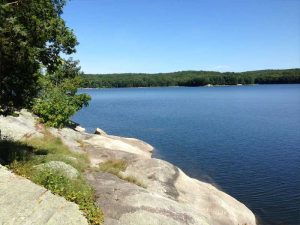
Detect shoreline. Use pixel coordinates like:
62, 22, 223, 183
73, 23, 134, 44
0, 110, 257, 225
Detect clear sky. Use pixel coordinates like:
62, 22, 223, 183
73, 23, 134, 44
62, 0, 300, 74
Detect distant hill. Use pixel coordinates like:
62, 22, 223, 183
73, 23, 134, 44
81, 68, 300, 88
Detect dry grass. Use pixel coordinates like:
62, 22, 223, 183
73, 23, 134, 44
98, 160, 146, 188
98, 160, 127, 175
119, 174, 147, 188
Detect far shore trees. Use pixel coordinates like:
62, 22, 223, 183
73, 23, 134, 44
81, 69, 300, 88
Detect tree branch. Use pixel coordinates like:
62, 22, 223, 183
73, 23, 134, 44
6, 1, 21, 6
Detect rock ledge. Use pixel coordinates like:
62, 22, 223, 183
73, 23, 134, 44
0, 165, 88, 225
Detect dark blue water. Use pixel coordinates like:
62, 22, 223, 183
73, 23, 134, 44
73, 84, 300, 225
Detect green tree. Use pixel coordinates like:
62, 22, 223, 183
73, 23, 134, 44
0, 0, 77, 115
32, 59, 91, 128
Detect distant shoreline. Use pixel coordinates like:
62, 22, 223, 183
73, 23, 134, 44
79, 83, 300, 90
80, 84, 251, 89
80, 68, 300, 89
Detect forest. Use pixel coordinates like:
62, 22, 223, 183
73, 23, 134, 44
81, 69, 300, 88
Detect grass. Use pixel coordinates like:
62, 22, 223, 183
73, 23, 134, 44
0, 133, 104, 225
119, 174, 147, 188
22, 131, 89, 172
98, 160, 127, 175
98, 160, 146, 188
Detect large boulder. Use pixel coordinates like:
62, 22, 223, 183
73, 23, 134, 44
0, 165, 88, 225
86, 167, 256, 225
85, 171, 209, 225
85, 145, 256, 225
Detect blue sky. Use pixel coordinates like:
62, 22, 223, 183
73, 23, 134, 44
62, 0, 300, 73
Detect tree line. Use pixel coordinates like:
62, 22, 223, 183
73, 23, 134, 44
82, 69, 300, 88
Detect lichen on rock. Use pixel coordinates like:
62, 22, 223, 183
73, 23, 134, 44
34, 161, 80, 179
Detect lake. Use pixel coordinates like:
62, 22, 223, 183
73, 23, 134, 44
73, 84, 300, 225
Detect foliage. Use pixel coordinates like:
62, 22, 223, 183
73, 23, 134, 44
24, 131, 89, 171
32, 169, 104, 225
32, 59, 91, 128
0, 133, 104, 225
0, 0, 77, 115
81, 69, 300, 88
98, 160, 146, 188
9, 162, 104, 225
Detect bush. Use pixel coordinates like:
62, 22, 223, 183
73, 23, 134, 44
32, 59, 91, 128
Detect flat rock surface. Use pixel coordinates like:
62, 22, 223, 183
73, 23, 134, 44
0, 165, 88, 225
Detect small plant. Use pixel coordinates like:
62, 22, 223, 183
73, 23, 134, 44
9, 160, 35, 179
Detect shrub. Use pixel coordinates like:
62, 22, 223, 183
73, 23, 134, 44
32, 59, 91, 128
